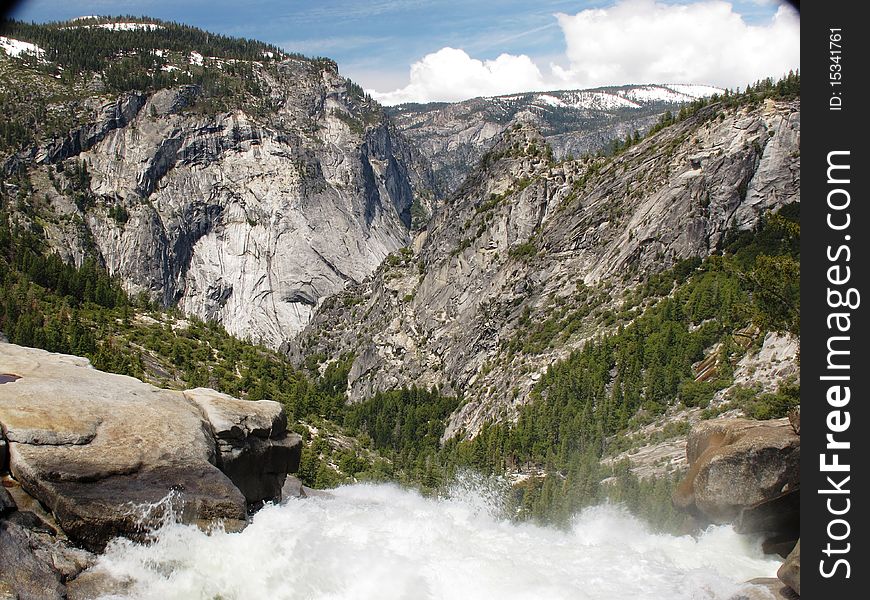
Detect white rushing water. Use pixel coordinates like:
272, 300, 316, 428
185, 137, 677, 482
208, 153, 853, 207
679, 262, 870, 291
91, 480, 780, 600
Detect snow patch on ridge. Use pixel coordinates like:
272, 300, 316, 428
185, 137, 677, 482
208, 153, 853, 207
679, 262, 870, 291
665, 84, 724, 98
0, 36, 45, 59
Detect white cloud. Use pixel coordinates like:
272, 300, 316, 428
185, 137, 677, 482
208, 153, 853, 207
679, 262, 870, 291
369, 47, 547, 105
369, 0, 799, 105
552, 0, 799, 89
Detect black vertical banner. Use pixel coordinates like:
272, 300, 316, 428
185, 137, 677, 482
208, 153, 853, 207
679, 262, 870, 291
802, 1, 869, 597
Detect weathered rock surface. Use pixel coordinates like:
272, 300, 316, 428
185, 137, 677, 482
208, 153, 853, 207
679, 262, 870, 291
185, 388, 302, 504
0, 580, 14, 600
65, 570, 133, 600
673, 418, 799, 523
0, 520, 67, 600
4, 92, 147, 177
2, 474, 64, 535
280, 474, 332, 501
777, 541, 800, 596
0, 342, 297, 552
788, 407, 800, 436
298, 100, 800, 437
281, 474, 306, 500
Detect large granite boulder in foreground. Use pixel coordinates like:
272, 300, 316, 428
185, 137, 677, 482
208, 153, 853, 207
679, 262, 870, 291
0, 343, 299, 553
676, 417, 801, 598
673, 418, 799, 523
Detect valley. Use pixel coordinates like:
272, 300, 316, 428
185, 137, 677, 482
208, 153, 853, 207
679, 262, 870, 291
0, 15, 800, 600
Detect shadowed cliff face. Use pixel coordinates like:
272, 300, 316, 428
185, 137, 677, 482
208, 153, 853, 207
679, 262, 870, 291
9, 58, 438, 349
294, 99, 800, 437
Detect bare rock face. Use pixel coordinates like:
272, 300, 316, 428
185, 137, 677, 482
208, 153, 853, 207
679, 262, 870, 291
731, 332, 800, 395
777, 541, 800, 596
65, 570, 133, 600
185, 388, 302, 504
673, 418, 799, 523
735, 489, 799, 557
0, 343, 299, 554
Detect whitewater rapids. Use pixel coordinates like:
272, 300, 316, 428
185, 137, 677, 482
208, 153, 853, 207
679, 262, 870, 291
91, 481, 780, 600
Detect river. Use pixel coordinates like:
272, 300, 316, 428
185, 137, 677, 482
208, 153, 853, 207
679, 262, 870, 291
91, 480, 779, 599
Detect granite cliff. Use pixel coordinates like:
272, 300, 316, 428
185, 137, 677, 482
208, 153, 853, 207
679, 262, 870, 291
2, 24, 438, 349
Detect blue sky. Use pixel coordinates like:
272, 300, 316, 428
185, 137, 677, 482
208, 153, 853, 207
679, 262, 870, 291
8, 0, 800, 104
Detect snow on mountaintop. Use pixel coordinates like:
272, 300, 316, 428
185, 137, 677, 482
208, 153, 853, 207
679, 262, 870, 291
494, 91, 640, 111
665, 84, 724, 98
616, 84, 724, 104
534, 94, 566, 108
95, 22, 164, 31
558, 91, 641, 110
488, 84, 723, 114
63, 20, 164, 31
616, 86, 690, 104
0, 36, 45, 59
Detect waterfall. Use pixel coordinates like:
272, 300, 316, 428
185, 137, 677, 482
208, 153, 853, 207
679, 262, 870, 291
89, 480, 779, 600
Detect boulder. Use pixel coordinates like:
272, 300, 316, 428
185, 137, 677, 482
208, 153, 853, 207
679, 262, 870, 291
777, 540, 800, 596
0, 515, 95, 600
1, 437, 7, 471
279, 475, 333, 501
0, 344, 248, 551
673, 418, 799, 523
3, 474, 63, 534
185, 388, 302, 504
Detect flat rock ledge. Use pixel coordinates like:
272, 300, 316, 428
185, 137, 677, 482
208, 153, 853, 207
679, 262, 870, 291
0, 342, 300, 563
